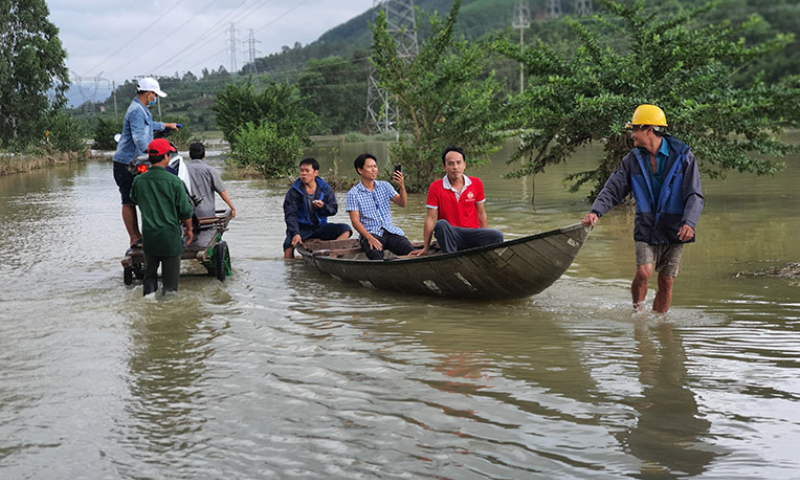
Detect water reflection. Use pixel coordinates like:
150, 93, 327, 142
286, 261, 732, 477
117, 293, 228, 478
623, 319, 718, 477
2, 144, 800, 478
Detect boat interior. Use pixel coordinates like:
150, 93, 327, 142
299, 238, 441, 261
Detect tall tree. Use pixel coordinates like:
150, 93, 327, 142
495, 0, 800, 199
371, 0, 508, 192
0, 0, 70, 148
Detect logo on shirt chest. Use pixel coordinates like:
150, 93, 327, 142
465, 191, 475, 202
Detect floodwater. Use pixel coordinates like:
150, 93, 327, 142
1, 138, 799, 479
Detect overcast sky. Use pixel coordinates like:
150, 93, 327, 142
48, 0, 374, 99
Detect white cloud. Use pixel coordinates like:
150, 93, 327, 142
47, 0, 374, 84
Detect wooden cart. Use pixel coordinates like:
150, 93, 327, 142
121, 209, 232, 285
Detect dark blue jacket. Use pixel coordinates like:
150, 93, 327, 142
283, 177, 338, 237
590, 135, 704, 244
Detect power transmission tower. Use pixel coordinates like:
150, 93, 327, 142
544, 0, 562, 19
71, 71, 114, 117
227, 23, 239, 74
512, 0, 531, 94
244, 29, 261, 74
365, 0, 419, 134
574, 0, 593, 16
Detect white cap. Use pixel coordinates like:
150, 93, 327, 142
136, 77, 167, 97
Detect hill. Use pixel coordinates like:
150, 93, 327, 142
72, 0, 800, 136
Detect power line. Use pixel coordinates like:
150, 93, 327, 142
146, 0, 272, 75
86, 0, 190, 75
162, 0, 312, 77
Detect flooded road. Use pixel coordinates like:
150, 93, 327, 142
1, 140, 799, 479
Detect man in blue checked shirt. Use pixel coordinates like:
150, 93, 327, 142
346, 153, 415, 260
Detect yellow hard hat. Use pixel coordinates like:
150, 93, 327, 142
626, 104, 668, 128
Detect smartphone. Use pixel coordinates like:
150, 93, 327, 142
394, 164, 402, 173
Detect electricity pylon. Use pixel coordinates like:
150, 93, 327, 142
513, 0, 531, 94
365, 0, 419, 134
544, 0, 562, 19
244, 29, 260, 74
574, 0, 593, 16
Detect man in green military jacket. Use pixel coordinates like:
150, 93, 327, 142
130, 138, 194, 295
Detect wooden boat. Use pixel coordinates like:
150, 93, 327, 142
295, 223, 590, 299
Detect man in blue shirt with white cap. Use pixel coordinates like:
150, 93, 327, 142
113, 77, 179, 249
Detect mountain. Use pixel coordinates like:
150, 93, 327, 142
71, 0, 800, 134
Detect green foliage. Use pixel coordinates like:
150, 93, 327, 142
92, 117, 123, 150
46, 110, 85, 153
226, 122, 302, 178
0, 0, 70, 150
371, 0, 509, 192
344, 131, 369, 143
211, 78, 315, 149
161, 115, 195, 149
494, 0, 800, 198
297, 52, 372, 135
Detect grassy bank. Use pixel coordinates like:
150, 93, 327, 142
0, 150, 87, 176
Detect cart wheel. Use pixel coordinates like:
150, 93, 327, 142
215, 241, 231, 282
123, 266, 133, 285
132, 263, 145, 280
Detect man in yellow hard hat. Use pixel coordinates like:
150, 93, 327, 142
581, 104, 704, 313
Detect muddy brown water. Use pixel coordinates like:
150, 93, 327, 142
1, 138, 798, 479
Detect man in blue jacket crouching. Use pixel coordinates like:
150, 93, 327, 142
283, 158, 352, 258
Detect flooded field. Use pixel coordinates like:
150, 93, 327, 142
1, 139, 798, 479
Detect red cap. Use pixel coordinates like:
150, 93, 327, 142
147, 138, 175, 156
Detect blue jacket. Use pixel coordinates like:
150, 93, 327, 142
112, 98, 166, 165
283, 177, 338, 237
590, 135, 704, 244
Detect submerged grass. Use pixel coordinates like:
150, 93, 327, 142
0, 150, 88, 176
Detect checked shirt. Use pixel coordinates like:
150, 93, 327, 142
345, 180, 404, 237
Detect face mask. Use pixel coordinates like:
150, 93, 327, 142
147, 94, 157, 108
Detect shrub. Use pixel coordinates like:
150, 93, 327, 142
160, 115, 195, 149
212, 78, 315, 149
226, 122, 302, 178
92, 117, 122, 150
48, 111, 86, 153
344, 131, 368, 143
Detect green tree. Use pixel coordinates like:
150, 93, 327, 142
226, 122, 302, 178
212, 78, 315, 178
371, 0, 508, 192
212, 78, 315, 149
495, 0, 800, 199
47, 109, 85, 153
92, 117, 123, 150
0, 0, 70, 149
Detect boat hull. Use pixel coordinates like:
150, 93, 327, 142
297, 223, 590, 299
